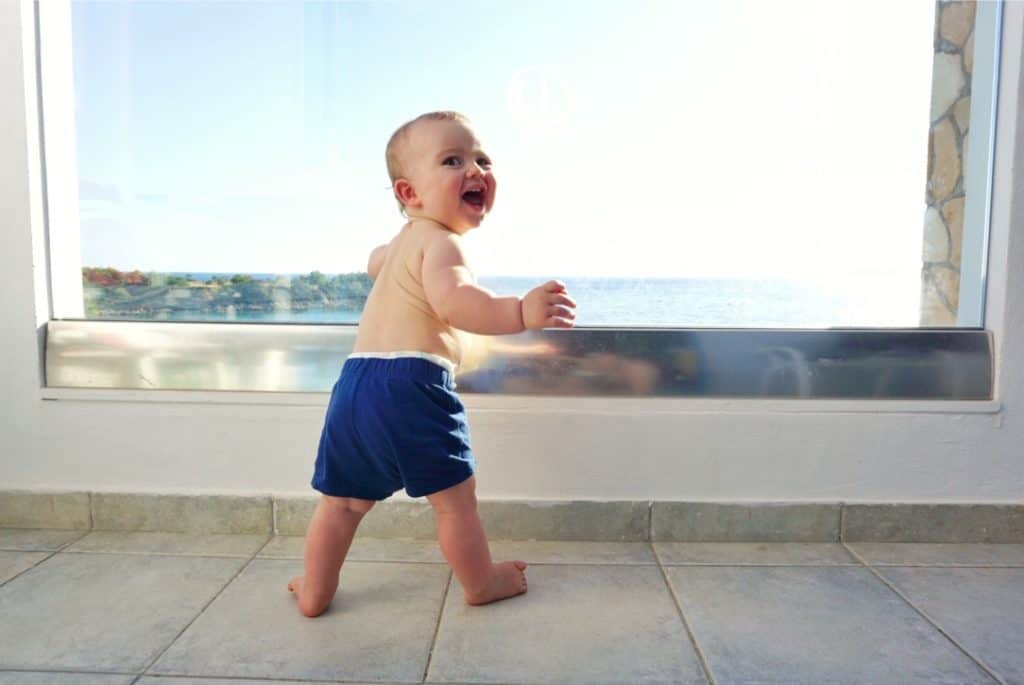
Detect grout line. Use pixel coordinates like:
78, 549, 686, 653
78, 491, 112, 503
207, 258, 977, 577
258, 557, 905, 568
651, 541, 716, 685
87, 491, 95, 531
128, 673, 414, 683
421, 568, 453, 683
59, 529, 91, 549
0, 550, 55, 589
838, 501, 846, 542
647, 500, 654, 542
646, 562, 863, 567
0, 529, 90, 588
136, 535, 275, 677
53, 530, 271, 560
0, 667, 138, 677
868, 563, 1024, 568
59, 549, 268, 560
271, 496, 279, 536
841, 541, 1008, 685
124, 672, 415, 683
260, 558, 659, 566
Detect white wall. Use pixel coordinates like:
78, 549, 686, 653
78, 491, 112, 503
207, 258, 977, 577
2, 0, 1022, 502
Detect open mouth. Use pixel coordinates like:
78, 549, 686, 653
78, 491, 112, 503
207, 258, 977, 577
462, 189, 485, 210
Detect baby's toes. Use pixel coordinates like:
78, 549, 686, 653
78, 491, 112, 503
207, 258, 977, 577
513, 560, 528, 590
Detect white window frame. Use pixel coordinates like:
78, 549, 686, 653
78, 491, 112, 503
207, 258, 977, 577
33, 0, 1006, 409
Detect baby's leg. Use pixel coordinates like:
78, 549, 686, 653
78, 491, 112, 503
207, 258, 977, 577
288, 495, 374, 617
427, 476, 527, 605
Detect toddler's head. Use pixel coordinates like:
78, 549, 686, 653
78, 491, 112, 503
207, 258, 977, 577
385, 111, 496, 234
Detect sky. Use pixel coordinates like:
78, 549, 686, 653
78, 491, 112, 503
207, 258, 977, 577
69, 0, 935, 283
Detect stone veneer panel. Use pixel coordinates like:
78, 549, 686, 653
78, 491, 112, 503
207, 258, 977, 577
274, 496, 649, 541
275, 495, 438, 538
921, 0, 977, 325
652, 502, 841, 542
0, 491, 91, 530
91, 493, 272, 534
478, 500, 650, 541
3, 491, 1023, 542
844, 503, 1024, 542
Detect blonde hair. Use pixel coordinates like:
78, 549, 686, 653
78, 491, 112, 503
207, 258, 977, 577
386, 111, 471, 214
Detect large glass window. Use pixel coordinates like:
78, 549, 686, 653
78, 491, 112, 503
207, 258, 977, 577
46, 0, 996, 328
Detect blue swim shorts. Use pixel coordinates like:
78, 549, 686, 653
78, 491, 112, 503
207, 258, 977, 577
311, 353, 476, 500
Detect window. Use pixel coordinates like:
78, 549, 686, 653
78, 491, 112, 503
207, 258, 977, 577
40, 1, 998, 399
43, 0, 999, 329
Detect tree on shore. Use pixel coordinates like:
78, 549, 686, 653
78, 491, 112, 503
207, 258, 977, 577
81, 267, 371, 318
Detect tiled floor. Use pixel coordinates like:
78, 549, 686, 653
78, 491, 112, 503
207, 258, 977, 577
1, 530, 1023, 684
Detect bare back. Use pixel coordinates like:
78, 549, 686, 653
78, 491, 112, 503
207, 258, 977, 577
353, 221, 467, 366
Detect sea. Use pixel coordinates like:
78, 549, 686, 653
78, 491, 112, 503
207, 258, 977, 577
163, 274, 919, 328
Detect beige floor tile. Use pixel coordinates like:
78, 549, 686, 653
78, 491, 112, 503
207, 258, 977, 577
655, 542, 858, 566
256, 535, 306, 559
0, 674, 134, 684
0, 551, 49, 584
848, 542, 1024, 566
488, 540, 656, 564
260, 537, 656, 567
0, 553, 245, 672
150, 559, 450, 683
666, 565, 995, 684
0, 529, 86, 552
878, 566, 1024, 684
259, 535, 445, 563
428, 564, 705, 684
137, 678, 372, 685
66, 531, 269, 557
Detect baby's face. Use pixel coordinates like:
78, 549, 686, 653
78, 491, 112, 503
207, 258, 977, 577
401, 119, 496, 234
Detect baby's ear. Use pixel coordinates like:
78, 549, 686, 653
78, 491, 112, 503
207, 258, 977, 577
394, 178, 419, 208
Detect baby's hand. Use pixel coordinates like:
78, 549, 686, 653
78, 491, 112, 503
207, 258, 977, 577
522, 280, 577, 330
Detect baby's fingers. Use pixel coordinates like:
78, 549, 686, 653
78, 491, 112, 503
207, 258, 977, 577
543, 279, 567, 293
545, 315, 575, 328
548, 304, 576, 320
549, 293, 576, 309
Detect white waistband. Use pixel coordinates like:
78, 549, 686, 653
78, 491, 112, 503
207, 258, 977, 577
347, 351, 457, 375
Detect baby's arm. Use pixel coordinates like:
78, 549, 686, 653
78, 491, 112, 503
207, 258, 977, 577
422, 232, 576, 334
367, 243, 388, 281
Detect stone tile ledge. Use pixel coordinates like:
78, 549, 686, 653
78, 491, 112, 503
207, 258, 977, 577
1, 490, 1021, 542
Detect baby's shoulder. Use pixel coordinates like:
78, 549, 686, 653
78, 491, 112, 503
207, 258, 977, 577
407, 218, 457, 240
387, 221, 457, 276
407, 219, 462, 254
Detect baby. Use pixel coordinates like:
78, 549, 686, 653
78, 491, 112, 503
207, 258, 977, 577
288, 111, 576, 617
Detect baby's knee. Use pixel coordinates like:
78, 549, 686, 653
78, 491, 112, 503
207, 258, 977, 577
322, 495, 375, 515
427, 476, 478, 515
343, 497, 376, 515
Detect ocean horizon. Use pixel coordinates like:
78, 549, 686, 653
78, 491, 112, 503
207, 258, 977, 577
148, 273, 920, 328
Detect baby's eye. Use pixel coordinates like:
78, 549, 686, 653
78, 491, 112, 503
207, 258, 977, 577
442, 156, 461, 166
477, 157, 492, 168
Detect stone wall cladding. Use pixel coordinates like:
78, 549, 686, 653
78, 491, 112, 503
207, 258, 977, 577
2, 491, 1023, 542
921, 0, 977, 325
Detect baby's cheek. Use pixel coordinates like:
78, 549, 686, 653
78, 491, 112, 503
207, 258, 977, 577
485, 177, 497, 211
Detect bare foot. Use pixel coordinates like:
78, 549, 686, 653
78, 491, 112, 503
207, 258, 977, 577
288, 575, 331, 618
464, 560, 528, 606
